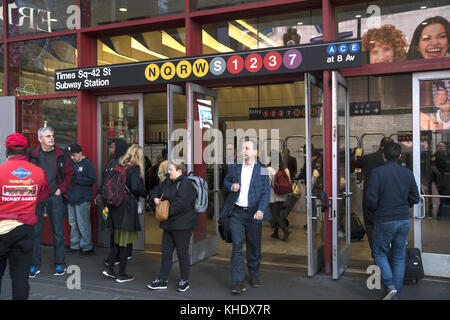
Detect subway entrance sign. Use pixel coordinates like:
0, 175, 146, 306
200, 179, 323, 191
55, 39, 361, 91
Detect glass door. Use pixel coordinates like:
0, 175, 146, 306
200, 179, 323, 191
331, 71, 352, 279
167, 83, 220, 264
305, 73, 325, 277
413, 71, 450, 278
97, 94, 144, 249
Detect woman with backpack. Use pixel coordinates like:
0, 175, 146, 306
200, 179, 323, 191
102, 144, 147, 283
147, 161, 198, 292
267, 152, 291, 241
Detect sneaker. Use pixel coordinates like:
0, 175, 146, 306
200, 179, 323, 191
116, 274, 134, 283
53, 265, 66, 276
231, 281, 246, 295
147, 278, 168, 290
249, 275, 260, 288
102, 267, 116, 279
176, 279, 190, 292
79, 248, 95, 257
29, 266, 40, 279
382, 285, 397, 300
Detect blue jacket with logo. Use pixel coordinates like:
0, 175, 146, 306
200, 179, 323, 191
67, 157, 96, 205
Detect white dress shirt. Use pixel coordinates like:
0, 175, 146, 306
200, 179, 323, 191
235, 162, 254, 208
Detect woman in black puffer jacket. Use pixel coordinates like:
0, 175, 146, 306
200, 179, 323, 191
147, 161, 198, 292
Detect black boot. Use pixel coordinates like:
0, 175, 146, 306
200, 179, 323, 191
271, 229, 279, 239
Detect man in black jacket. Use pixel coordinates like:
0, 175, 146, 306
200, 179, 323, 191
354, 137, 393, 255
366, 142, 420, 300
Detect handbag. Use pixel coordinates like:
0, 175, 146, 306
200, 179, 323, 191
155, 193, 170, 221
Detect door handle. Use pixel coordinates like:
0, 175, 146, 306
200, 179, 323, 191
417, 195, 426, 220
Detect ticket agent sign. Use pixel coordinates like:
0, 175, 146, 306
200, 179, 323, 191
55, 39, 361, 91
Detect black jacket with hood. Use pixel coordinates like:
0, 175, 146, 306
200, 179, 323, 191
150, 174, 198, 231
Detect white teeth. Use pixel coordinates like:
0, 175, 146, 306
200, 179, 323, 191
427, 48, 441, 53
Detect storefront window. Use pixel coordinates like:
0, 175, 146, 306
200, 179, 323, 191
336, 0, 450, 64
8, 0, 79, 37
97, 29, 186, 65
19, 97, 77, 148
88, 0, 184, 27
202, 10, 322, 54
9, 35, 77, 96
195, 0, 271, 11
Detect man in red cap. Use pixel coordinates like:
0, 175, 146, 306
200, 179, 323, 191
0, 133, 49, 300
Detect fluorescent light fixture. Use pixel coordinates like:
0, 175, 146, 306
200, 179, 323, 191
130, 38, 168, 59
420, 6, 427, 9
228, 23, 267, 49
355, 14, 362, 18
202, 30, 234, 53
235, 19, 278, 47
297, 22, 303, 25
161, 31, 186, 54
102, 43, 139, 62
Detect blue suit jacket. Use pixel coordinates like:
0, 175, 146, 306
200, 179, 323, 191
220, 163, 270, 223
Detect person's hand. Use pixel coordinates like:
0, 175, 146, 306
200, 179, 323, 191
437, 103, 450, 113
441, 110, 450, 122
154, 198, 161, 206
254, 210, 264, 221
231, 183, 240, 192
55, 188, 61, 196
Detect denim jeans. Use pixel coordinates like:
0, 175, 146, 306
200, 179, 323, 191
68, 201, 93, 251
229, 207, 262, 282
373, 219, 410, 296
32, 194, 66, 267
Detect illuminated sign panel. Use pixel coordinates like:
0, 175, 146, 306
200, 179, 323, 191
55, 39, 361, 91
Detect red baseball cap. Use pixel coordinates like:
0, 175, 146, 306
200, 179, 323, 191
5, 133, 28, 150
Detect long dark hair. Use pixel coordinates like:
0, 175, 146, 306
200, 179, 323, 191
407, 16, 450, 60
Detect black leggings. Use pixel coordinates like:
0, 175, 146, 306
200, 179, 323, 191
159, 229, 193, 281
107, 243, 131, 276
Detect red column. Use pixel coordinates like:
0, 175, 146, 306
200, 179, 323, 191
322, 0, 335, 275
77, 32, 98, 243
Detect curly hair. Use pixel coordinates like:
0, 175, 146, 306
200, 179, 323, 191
119, 144, 144, 179
362, 24, 407, 62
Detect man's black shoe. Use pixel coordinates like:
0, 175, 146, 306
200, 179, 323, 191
80, 248, 95, 257
231, 281, 246, 295
249, 275, 260, 288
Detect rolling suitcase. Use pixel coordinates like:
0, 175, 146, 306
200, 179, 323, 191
350, 212, 366, 240
403, 247, 425, 284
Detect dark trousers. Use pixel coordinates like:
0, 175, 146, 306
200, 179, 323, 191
0, 224, 34, 300
269, 202, 288, 234
159, 229, 193, 281
106, 243, 130, 276
229, 206, 262, 282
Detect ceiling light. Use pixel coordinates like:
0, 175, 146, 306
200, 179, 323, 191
297, 22, 303, 25
119, 0, 128, 12
355, 14, 362, 18
420, 6, 427, 9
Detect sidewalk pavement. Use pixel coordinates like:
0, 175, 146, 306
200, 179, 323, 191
1, 246, 449, 301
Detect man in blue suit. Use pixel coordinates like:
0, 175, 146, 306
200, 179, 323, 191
220, 140, 270, 295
